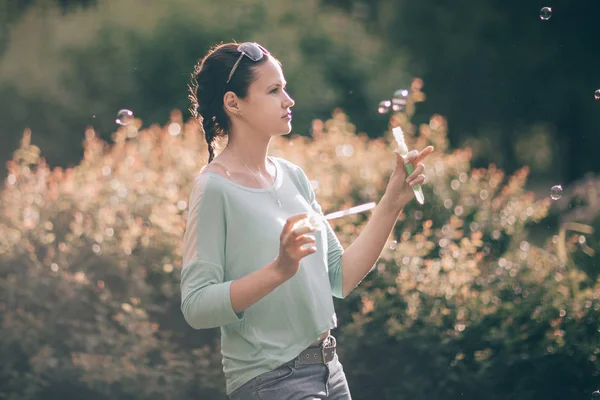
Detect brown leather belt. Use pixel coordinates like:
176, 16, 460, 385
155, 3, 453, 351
295, 336, 336, 365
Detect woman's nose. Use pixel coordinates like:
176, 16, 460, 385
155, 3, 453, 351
284, 92, 295, 108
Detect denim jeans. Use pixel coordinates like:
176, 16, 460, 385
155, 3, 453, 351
228, 350, 351, 400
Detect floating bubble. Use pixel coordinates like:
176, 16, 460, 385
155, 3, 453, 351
550, 185, 563, 200
294, 210, 324, 231
168, 123, 181, 136
540, 7, 552, 20
378, 100, 391, 114
595, 89, 600, 100
393, 89, 409, 99
392, 98, 406, 112
116, 109, 134, 126
392, 89, 408, 111
389, 240, 397, 250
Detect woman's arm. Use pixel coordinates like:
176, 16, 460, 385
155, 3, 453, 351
181, 173, 316, 328
339, 146, 433, 297
229, 260, 285, 313
340, 192, 405, 297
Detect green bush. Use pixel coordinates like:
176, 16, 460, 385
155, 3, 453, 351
0, 111, 225, 399
1, 86, 599, 399
322, 100, 600, 399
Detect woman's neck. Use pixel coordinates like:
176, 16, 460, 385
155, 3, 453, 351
222, 136, 272, 175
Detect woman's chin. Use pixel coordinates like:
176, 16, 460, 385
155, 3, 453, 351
279, 125, 293, 135
268, 123, 293, 136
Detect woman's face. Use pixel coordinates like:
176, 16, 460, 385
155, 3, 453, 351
237, 56, 295, 136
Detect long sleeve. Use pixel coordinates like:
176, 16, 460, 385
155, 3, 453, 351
180, 174, 243, 329
297, 169, 346, 299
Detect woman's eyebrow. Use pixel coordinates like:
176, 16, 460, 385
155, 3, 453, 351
268, 80, 287, 88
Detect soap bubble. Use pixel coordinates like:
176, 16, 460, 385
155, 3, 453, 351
392, 89, 408, 112
393, 89, 409, 99
391, 99, 405, 112
116, 109, 134, 126
293, 210, 324, 231
540, 7, 552, 20
389, 240, 397, 251
378, 100, 391, 114
168, 123, 181, 136
595, 89, 600, 100
550, 185, 563, 200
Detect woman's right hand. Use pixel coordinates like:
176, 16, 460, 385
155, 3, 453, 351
274, 213, 318, 280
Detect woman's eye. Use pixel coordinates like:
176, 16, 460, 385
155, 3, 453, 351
270, 88, 279, 93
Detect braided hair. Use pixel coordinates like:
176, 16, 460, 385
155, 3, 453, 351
188, 42, 270, 163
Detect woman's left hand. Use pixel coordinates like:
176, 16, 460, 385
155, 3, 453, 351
384, 145, 435, 209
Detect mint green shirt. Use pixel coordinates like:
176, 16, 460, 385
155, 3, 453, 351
180, 156, 345, 395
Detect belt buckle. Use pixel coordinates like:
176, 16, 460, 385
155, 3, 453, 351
321, 343, 327, 363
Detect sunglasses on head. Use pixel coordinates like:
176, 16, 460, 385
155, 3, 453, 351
226, 42, 270, 84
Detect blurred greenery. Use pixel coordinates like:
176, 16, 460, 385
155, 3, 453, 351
322, 0, 600, 183
1, 0, 599, 186
1, 0, 600, 399
1, 86, 599, 398
0, 0, 410, 177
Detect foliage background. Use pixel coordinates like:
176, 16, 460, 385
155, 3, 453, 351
0, 0, 410, 178
2, 93, 600, 399
1, 0, 600, 184
1, 0, 600, 399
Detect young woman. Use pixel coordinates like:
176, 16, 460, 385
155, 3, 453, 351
181, 41, 434, 400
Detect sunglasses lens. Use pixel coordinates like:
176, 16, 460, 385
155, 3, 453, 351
238, 42, 264, 61
227, 42, 269, 84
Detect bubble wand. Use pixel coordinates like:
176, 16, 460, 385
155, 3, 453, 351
392, 126, 425, 205
295, 202, 377, 230
324, 202, 376, 220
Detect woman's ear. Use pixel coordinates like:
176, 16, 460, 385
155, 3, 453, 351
223, 91, 242, 116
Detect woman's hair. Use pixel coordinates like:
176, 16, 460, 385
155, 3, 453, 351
188, 42, 270, 163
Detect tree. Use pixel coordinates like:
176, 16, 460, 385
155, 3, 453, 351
0, 0, 411, 178
321, 0, 600, 183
